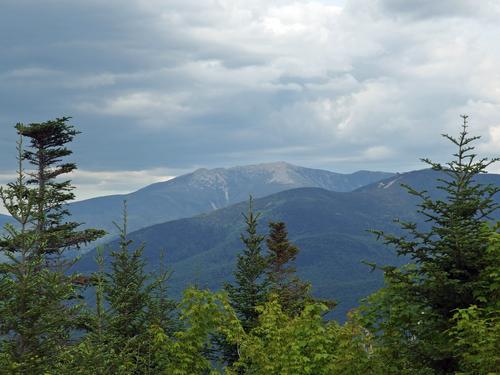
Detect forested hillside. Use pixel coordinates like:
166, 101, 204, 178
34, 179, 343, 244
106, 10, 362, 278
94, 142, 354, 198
75, 169, 500, 319
1, 117, 498, 374
67, 162, 393, 242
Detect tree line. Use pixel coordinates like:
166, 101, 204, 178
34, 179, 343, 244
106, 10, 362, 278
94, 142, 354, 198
0, 116, 498, 374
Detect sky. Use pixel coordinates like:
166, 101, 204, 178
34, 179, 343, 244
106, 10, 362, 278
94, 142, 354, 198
1, 0, 500, 210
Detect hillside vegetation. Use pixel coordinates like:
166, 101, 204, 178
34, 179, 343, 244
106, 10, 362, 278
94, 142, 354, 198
67, 162, 393, 243
0, 116, 498, 374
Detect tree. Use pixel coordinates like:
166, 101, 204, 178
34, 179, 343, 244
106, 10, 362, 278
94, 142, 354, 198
0, 119, 105, 373
225, 196, 268, 330
448, 222, 500, 374
105, 202, 152, 343
265, 221, 311, 316
229, 297, 383, 375
151, 288, 243, 375
220, 197, 268, 366
363, 116, 499, 373
95, 201, 176, 373
15, 117, 104, 258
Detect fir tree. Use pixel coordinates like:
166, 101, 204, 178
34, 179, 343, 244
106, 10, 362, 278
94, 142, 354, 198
15, 118, 105, 258
225, 196, 268, 331
0, 120, 105, 373
147, 250, 178, 336
105, 202, 151, 342
101, 201, 177, 373
364, 116, 499, 373
220, 196, 268, 367
265, 221, 311, 316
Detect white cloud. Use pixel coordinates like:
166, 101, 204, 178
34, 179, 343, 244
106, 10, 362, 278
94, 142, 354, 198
0, 168, 179, 214
78, 91, 191, 121
0, 0, 499, 192
67, 168, 177, 201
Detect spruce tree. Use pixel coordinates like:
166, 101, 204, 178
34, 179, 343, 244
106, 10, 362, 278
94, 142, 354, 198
364, 116, 499, 373
265, 221, 311, 316
15, 117, 105, 258
105, 203, 151, 342
225, 196, 268, 331
0, 119, 105, 373
101, 201, 177, 373
220, 196, 268, 367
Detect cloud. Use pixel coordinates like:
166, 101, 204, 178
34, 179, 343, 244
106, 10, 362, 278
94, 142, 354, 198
0, 0, 499, 192
372, 0, 500, 20
0, 168, 180, 214
67, 168, 177, 200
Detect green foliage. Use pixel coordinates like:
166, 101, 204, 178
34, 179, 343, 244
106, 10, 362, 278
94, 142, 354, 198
360, 271, 438, 374
50, 337, 136, 375
230, 297, 383, 375
474, 223, 500, 309
221, 197, 268, 366
2, 116, 499, 374
449, 305, 500, 375
0, 256, 83, 374
150, 288, 243, 375
15, 117, 105, 256
364, 117, 499, 373
105, 203, 155, 342
225, 197, 268, 331
0, 122, 104, 374
448, 227, 500, 375
72, 202, 178, 374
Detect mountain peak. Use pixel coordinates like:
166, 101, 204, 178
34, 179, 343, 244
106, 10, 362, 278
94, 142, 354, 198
68, 162, 395, 241
189, 162, 299, 186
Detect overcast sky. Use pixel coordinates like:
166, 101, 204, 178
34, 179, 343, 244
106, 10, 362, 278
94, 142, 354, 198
1, 0, 500, 209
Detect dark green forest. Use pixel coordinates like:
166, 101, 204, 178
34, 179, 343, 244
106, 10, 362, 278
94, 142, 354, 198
0, 116, 499, 374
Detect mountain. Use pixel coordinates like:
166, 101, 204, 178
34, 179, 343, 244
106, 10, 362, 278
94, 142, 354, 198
356, 168, 500, 212
0, 214, 12, 228
68, 162, 394, 239
76, 169, 500, 320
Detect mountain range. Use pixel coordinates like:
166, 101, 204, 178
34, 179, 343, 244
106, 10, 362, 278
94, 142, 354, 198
2, 163, 498, 319
75, 168, 500, 319
67, 162, 393, 240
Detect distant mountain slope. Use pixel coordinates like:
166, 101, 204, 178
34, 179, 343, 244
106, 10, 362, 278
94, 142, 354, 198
76, 187, 400, 320
0, 214, 12, 228
76, 169, 500, 320
356, 169, 500, 208
68, 162, 393, 239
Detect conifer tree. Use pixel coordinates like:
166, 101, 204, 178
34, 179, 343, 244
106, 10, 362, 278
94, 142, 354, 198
105, 203, 151, 342
0, 120, 105, 373
364, 116, 499, 373
100, 201, 177, 372
220, 196, 268, 367
225, 197, 268, 331
14, 117, 105, 258
147, 250, 178, 336
265, 221, 311, 316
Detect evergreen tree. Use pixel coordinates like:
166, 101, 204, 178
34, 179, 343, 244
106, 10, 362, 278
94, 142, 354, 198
105, 203, 151, 342
0, 120, 105, 373
363, 116, 499, 373
147, 250, 178, 336
220, 196, 268, 367
265, 221, 311, 316
225, 196, 268, 331
15, 117, 104, 258
101, 201, 177, 373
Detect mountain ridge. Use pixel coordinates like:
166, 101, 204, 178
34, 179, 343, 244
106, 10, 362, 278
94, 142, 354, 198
77, 169, 500, 319
67, 162, 394, 241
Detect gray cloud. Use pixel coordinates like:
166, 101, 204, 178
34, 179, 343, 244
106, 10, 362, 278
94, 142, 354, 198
0, 0, 499, 202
